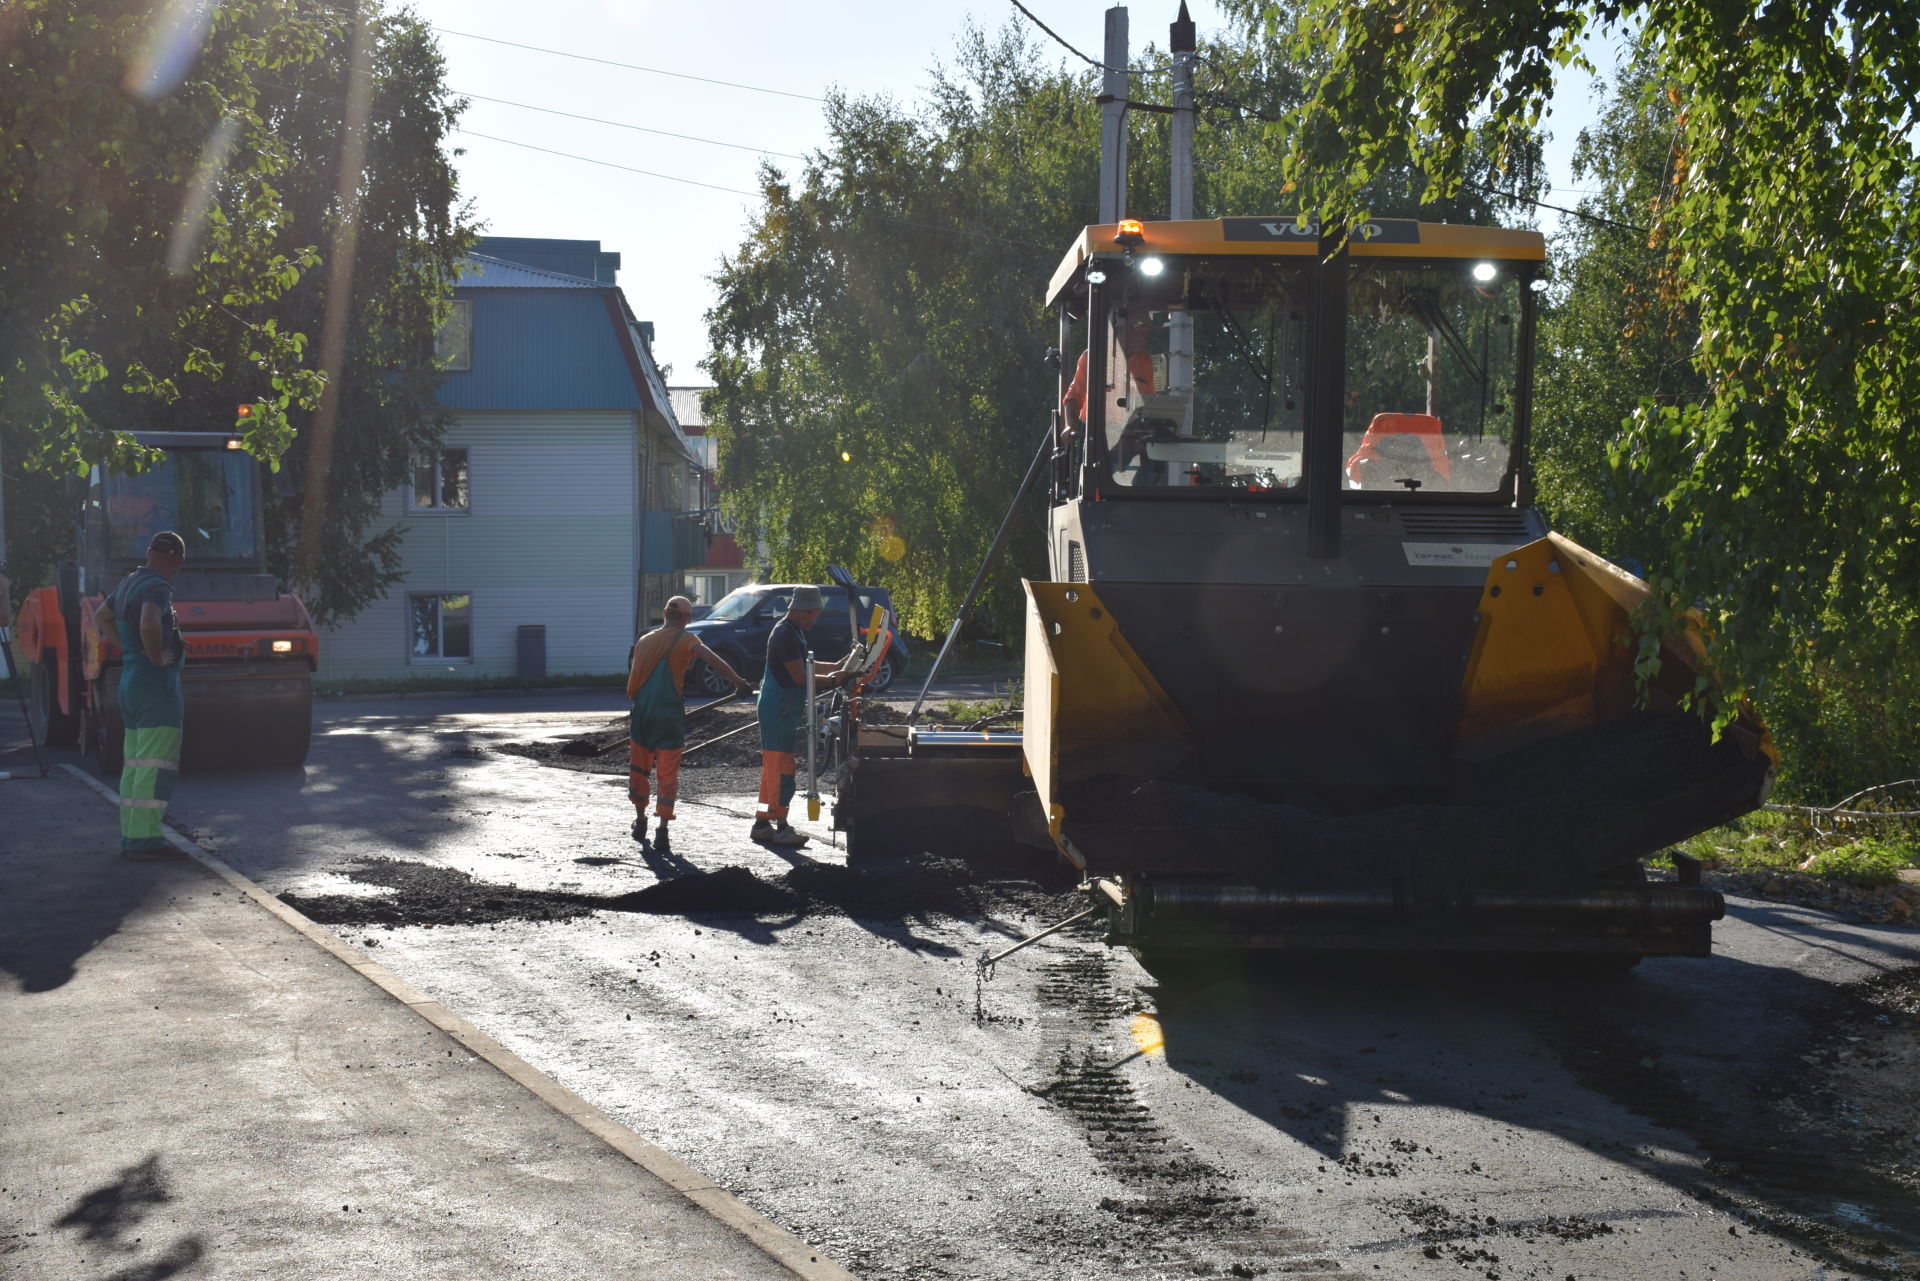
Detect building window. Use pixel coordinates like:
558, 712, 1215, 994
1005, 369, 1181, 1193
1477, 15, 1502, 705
410, 594, 472, 660
412, 448, 469, 510
689, 574, 729, 605
436, 299, 472, 371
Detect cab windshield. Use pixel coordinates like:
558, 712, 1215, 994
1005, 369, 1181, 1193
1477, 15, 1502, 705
1075, 255, 1523, 494
105, 448, 259, 561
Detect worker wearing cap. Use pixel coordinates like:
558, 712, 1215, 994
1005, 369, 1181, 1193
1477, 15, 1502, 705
753, 585, 856, 847
91, 532, 187, 860
626, 595, 746, 849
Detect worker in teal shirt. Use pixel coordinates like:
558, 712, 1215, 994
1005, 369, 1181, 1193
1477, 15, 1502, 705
753, 586, 856, 847
92, 531, 187, 859
625, 595, 746, 849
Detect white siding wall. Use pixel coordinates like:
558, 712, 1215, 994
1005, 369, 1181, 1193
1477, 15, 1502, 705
319, 411, 639, 679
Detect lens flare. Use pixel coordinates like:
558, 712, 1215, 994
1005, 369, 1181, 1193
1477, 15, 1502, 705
166, 116, 240, 276
123, 0, 218, 103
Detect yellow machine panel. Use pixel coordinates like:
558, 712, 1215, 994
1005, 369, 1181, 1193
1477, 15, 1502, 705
1023, 580, 1191, 861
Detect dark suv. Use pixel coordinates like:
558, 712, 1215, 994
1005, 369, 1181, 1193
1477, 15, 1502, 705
683, 583, 910, 697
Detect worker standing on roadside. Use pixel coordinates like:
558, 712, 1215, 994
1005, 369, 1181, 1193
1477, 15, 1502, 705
752, 586, 855, 847
91, 532, 186, 860
627, 595, 747, 849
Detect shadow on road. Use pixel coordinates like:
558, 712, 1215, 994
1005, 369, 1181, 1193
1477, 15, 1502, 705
1144, 922, 1920, 1275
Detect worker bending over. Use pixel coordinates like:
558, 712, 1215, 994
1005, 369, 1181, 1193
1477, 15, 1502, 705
92, 532, 187, 859
626, 596, 745, 849
753, 586, 855, 847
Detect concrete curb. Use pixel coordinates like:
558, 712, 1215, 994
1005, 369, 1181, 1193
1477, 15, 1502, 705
57, 763, 859, 1281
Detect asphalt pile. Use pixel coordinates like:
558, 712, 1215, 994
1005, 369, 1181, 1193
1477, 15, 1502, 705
281, 847, 1077, 931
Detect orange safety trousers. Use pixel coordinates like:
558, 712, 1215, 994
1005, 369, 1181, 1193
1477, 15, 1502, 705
756, 750, 796, 822
628, 743, 683, 820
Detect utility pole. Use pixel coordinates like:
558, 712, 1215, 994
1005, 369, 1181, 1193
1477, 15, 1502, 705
1167, 1, 1197, 419
1098, 6, 1129, 225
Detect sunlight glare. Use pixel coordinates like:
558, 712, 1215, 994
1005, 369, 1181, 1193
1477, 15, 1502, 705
123, 0, 217, 102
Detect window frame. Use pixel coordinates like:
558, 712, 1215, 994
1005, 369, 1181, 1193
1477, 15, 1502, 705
410, 447, 471, 513
407, 592, 474, 664
436, 298, 473, 372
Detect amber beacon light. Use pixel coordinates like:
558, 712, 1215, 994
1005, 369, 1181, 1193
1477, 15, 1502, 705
1114, 218, 1146, 246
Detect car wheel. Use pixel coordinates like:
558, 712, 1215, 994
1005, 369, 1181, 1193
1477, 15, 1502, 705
92, 680, 124, 775
689, 658, 738, 699
862, 652, 899, 694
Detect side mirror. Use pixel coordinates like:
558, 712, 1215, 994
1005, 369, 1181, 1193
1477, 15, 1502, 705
1043, 347, 1062, 374
826, 564, 857, 592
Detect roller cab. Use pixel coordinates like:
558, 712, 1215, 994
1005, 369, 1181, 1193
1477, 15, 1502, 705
20, 431, 318, 771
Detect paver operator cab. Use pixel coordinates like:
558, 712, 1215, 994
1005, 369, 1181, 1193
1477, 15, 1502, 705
843, 217, 1778, 966
17, 431, 318, 771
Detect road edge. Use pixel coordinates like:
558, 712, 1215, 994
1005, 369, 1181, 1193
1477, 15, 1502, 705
57, 762, 859, 1281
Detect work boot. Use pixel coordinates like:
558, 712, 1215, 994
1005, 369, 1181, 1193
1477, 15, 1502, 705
749, 820, 775, 844
763, 821, 808, 848
653, 821, 672, 852
630, 817, 647, 843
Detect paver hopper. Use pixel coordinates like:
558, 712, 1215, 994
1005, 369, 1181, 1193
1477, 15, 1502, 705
837, 217, 1775, 963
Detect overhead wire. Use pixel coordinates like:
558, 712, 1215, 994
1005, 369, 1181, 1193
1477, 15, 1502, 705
430, 27, 826, 102
452, 129, 761, 197
450, 89, 808, 160
1004, 0, 1174, 76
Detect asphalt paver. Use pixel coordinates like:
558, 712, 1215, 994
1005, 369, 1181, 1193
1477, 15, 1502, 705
0, 768, 851, 1281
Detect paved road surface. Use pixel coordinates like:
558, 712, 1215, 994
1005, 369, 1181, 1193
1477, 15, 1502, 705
4, 691, 1917, 1279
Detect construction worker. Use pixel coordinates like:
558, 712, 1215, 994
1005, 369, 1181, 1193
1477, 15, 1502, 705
1061, 312, 1158, 440
752, 586, 856, 847
91, 532, 186, 860
626, 595, 746, 849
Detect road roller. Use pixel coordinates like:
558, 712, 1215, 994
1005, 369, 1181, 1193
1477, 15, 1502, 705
834, 216, 1775, 964
16, 430, 318, 771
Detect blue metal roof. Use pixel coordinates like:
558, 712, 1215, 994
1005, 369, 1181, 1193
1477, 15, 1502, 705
459, 253, 603, 289
475, 236, 620, 283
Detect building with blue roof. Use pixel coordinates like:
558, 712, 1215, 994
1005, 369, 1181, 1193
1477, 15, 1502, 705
316, 236, 705, 680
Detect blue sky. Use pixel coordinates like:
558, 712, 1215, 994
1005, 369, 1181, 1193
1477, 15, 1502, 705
403, 0, 1619, 382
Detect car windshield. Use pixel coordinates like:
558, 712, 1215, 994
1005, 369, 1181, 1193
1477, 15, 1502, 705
704, 587, 768, 622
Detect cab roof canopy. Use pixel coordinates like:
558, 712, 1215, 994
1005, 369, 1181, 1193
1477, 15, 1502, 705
1046, 217, 1547, 307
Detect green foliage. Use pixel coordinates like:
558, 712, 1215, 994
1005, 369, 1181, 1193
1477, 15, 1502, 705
1, 1, 470, 623
702, 25, 1098, 640
1526, 40, 1920, 797
1799, 837, 1913, 888
1269, 0, 1920, 772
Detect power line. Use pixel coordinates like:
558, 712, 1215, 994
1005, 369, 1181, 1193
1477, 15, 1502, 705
453, 129, 761, 197
1005, 0, 1173, 76
452, 89, 808, 160
459, 128, 1051, 251
431, 27, 826, 102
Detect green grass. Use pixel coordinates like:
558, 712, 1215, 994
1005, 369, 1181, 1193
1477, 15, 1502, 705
934, 682, 1021, 725
1665, 808, 1920, 886
313, 671, 626, 699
